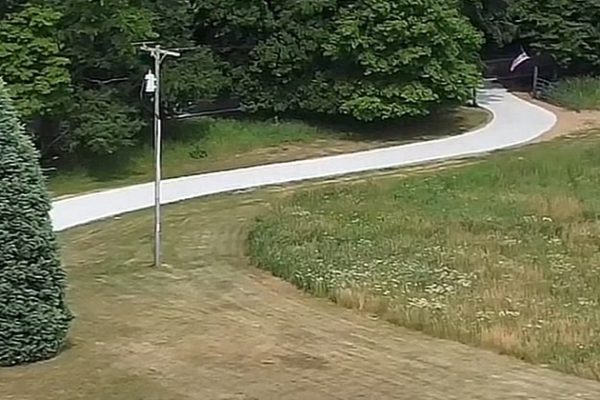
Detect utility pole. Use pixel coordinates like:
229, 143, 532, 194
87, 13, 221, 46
140, 44, 180, 267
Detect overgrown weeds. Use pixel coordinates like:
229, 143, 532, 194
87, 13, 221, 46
250, 131, 600, 380
549, 77, 600, 111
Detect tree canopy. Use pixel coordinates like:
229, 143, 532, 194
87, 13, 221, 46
0, 5, 71, 119
196, 0, 482, 120
463, 0, 600, 72
0, 0, 597, 165
510, 0, 600, 73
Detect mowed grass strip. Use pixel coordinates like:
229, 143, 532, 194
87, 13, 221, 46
249, 130, 600, 380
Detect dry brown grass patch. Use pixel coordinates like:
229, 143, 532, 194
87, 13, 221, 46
334, 287, 390, 315
528, 194, 585, 223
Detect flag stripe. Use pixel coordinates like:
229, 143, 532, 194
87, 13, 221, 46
510, 50, 531, 72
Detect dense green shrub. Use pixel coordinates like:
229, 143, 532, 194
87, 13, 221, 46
463, 0, 600, 73
0, 80, 72, 366
197, 0, 483, 121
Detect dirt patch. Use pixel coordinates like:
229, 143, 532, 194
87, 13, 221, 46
2, 192, 600, 399
515, 92, 600, 141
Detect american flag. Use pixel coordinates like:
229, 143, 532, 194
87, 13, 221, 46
510, 49, 531, 72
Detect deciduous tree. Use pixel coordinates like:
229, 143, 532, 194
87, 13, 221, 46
201, 0, 483, 121
0, 5, 71, 119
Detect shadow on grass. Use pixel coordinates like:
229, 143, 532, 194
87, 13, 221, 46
295, 106, 491, 143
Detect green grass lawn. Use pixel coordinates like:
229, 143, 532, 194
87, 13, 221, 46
48, 107, 489, 197
250, 129, 600, 380
549, 77, 600, 111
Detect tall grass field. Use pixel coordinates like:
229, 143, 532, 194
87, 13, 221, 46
549, 77, 600, 111
250, 131, 600, 380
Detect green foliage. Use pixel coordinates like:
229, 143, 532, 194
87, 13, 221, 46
510, 0, 600, 72
3, 0, 600, 162
1, 0, 483, 161
37, 0, 228, 159
144, 0, 194, 46
461, 0, 516, 48
463, 0, 600, 72
232, 0, 336, 114
162, 47, 232, 111
193, 0, 273, 50
65, 88, 144, 155
0, 5, 71, 118
0, 80, 72, 366
206, 0, 483, 121
0, 0, 28, 18
53, 0, 155, 81
149, 1, 231, 113
324, 0, 483, 120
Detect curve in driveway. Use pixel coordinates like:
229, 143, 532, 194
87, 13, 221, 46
51, 86, 557, 231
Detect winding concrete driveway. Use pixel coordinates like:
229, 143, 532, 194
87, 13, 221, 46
51, 86, 557, 231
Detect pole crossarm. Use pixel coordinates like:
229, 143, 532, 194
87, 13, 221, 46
140, 44, 181, 58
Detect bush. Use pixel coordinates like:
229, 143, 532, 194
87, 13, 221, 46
65, 87, 144, 156
201, 0, 483, 121
0, 80, 73, 366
